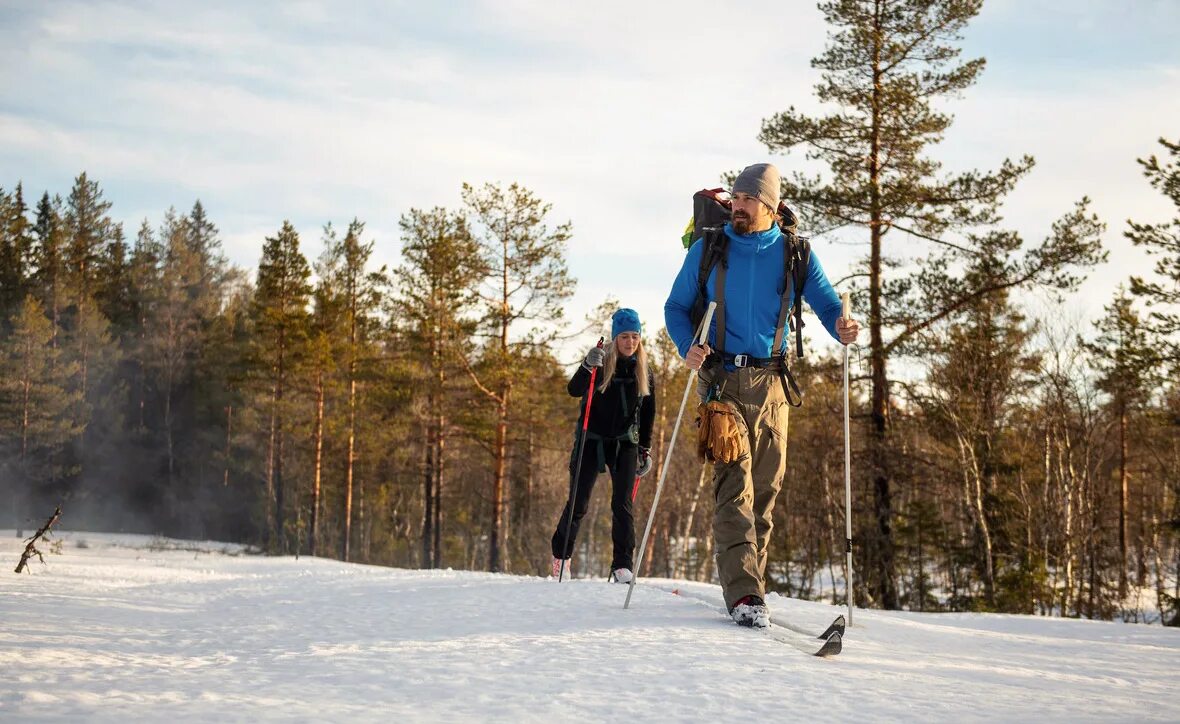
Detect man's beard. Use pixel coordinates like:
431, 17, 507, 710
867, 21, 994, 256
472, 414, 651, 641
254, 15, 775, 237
732, 211, 752, 234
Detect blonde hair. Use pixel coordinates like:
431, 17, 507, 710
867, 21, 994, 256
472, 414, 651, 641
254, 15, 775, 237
598, 336, 649, 397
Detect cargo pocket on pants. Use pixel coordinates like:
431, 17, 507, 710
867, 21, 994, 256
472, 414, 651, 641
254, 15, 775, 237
761, 401, 788, 442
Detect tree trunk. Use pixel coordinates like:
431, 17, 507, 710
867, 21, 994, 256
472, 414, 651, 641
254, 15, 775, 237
434, 407, 443, 568
867, 0, 897, 610
343, 375, 356, 562
490, 387, 509, 572
266, 383, 277, 548
223, 406, 232, 488
423, 423, 434, 567
679, 464, 709, 578
310, 377, 323, 556
274, 323, 287, 553
165, 361, 174, 487
1118, 404, 1128, 598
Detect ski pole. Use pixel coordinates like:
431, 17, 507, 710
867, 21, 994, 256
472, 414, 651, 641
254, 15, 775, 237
560, 336, 604, 582
625, 301, 716, 609
842, 292, 854, 627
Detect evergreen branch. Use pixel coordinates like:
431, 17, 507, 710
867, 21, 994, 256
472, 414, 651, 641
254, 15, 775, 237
887, 222, 977, 254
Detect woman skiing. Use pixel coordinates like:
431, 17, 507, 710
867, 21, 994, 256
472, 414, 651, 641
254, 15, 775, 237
551, 308, 656, 583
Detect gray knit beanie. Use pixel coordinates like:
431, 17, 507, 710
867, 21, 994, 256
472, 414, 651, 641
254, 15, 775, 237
732, 163, 781, 211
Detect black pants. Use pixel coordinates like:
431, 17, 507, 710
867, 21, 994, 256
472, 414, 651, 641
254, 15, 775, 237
550, 437, 637, 571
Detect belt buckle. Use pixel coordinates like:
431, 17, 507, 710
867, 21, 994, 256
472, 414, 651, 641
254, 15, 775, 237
733, 354, 749, 368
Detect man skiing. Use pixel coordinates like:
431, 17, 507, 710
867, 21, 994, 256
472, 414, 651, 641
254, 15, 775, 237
664, 162, 859, 627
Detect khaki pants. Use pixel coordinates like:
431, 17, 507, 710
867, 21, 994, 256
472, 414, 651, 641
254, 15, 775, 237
698, 366, 789, 610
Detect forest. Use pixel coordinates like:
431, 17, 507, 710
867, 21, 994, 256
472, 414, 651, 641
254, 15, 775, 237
2, 0, 1177, 625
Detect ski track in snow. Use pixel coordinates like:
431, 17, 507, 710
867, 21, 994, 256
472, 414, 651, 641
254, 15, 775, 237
2, 532, 1177, 723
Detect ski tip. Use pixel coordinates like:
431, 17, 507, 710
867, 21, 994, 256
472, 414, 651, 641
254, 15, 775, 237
817, 614, 847, 640
814, 631, 842, 657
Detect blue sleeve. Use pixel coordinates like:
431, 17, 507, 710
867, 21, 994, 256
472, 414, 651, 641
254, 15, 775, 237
800, 250, 843, 342
664, 238, 705, 358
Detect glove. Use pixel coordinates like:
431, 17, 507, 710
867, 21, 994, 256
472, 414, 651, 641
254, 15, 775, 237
696, 401, 746, 464
582, 346, 605, 369
636, 447, 652, 477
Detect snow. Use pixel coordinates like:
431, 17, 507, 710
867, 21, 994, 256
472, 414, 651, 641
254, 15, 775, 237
2, 532, 1178, 722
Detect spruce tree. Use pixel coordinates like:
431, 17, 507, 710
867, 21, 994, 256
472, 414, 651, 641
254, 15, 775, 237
63, 172, 115, 310
758, 0, 1106, 607
32, 193, 66, 350
0, 295, 83, 529
0, 184, 34, 329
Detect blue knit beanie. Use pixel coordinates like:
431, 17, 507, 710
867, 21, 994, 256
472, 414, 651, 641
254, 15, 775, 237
611, 308, 642, 339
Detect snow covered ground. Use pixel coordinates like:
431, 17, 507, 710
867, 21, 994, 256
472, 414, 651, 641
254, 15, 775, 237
3, 532, 1178, 723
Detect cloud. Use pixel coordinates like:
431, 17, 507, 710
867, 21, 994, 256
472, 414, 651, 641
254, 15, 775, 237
1, 0, 1177, 363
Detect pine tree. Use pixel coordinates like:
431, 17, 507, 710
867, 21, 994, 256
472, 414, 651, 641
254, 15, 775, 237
757, 0, 1106, 608
140, 210, 206, 488
918, 248, 1040, 609
252, 221, 312, 552
393, 206, 484, 568
1082, 290, 1161, 598
1128, 138, 1180, 363
460, 182, 574, 572
315, 219, 387, 561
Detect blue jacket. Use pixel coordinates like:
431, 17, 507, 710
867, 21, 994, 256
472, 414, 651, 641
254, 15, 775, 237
664, 223, 843, 359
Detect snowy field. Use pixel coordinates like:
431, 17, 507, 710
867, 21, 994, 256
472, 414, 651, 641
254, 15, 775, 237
2, 532, 1178, 723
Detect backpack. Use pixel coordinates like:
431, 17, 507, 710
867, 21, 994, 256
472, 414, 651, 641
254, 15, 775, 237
683, 188, 812, 367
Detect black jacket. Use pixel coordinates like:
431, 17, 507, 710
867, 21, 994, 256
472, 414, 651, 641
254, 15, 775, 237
568, 357, 656, 448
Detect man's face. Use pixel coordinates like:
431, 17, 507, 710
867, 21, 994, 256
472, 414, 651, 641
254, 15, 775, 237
730, 192, 775, 234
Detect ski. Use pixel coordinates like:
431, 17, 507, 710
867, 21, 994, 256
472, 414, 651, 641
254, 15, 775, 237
761, 623, 842, 657
644, 583, 843, 657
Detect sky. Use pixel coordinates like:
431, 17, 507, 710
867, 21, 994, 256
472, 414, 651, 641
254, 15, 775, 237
1, 0, 1178, 363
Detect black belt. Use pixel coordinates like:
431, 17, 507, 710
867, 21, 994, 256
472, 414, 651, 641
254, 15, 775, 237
716, 353, 785, 370
706, 351, 802, 407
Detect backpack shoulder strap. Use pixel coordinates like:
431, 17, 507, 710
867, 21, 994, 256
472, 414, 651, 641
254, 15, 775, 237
772, 232, 808, 357
691, 227, 729, 349
696, 227, 728, 292
792, 236, 811, 358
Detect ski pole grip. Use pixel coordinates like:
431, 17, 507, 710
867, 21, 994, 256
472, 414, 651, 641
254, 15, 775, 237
841, 292, 851, 319
697, 301, 717, 346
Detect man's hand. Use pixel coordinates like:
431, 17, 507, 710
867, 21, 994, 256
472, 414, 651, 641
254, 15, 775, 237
685, 343, 712, 370
837, 317, 859, 345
